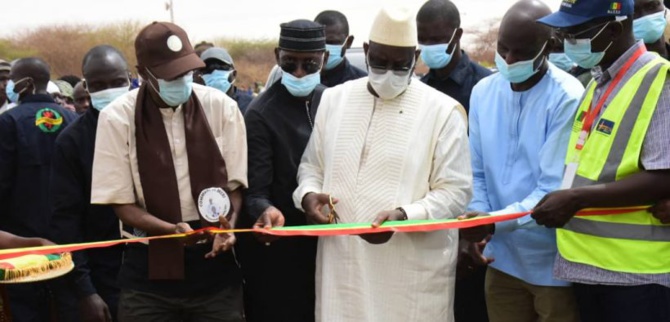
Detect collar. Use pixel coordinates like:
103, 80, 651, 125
593, 41, 645, 85
426, 50, 470, 85
20, 94, 57, 104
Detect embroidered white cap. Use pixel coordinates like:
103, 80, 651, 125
369, 5, 418, 47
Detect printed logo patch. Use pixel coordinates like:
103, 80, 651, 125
562, 0, 577, 8
596, 119, 615, 135
35, 108, 63, 133
608, 2, 622, 14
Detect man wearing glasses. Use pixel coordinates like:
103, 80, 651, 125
199, 47, 253, 113
534, 0, 670, 321
239, 19, 327, 322
293, 6, 471, 321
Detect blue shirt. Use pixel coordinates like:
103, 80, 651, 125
468, 63, 584, 286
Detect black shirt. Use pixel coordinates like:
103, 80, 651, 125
320, 58, 367, 88
420, 51, 492, 114
49, 107, 123, 300
244, 81, 322, 224
0, 94, 77, 237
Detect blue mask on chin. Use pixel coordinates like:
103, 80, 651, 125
564, 22, 613, 69
202, 70, 233, 94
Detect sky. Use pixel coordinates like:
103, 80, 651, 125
1, 0, 563, 47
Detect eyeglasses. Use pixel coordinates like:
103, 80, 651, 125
279, 59, 322, 75
555, 21, 611, 42
367, 61, 414, 76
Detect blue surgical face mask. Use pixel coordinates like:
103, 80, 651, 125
148, 70, 194, 106
420, 29, 458, 69
89, 85, 129, 111
564, 22, 613, 69
548, 53, 575, 72
202, 70, 233, 94
634, 11, 667, 44
495, 41, 547, 83
281, 71, 321, 97
5, 80, 19, 103
325, 44, 345, 70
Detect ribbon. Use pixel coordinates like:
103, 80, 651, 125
0, 206, 649, 260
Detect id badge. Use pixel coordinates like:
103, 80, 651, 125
561, 162, 579, 190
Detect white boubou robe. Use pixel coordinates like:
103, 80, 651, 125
293, 78, 473, 322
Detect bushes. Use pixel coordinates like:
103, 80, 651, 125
0, 21, 277, 90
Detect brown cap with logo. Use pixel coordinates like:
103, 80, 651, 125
135, 21, 205, 80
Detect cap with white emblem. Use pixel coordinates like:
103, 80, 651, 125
135, 21, 204, 80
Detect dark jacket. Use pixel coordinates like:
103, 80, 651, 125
49, 107, 123, 309
0, 94, 77, 237
321, 58, 367, 88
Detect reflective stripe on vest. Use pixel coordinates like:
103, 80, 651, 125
558, 58, 670, 274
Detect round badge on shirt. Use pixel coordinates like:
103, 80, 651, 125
197, 188, 230, 223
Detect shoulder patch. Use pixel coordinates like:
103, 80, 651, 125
35, 108, 63, 133
596, 118, 615, 135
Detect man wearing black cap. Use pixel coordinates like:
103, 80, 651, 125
534, 1, 670, 321
314, 10, 367, 87
91, 21, 247, 321
199, 47, 253, 113
237, 19, 327, 322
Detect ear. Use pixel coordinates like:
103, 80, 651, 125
608, 21, 624, 41
344, 35, 354, 50
548, 36, 561, 53
322, 51, 330, 68
453, 28, 463, 44
415, 49, 421, 63
363, 42, 369, 57
274, 47, 281, 65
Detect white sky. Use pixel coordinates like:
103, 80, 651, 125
2, 0, 563, 46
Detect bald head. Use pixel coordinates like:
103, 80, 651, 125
81, 45, 130, 94
11, 57, 50, 91
82, 45, 128, 79
500, 0, 552, 47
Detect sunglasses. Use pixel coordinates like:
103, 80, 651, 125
279, 59, 322, 75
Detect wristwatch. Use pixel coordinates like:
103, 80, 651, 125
395, 207, 408, 221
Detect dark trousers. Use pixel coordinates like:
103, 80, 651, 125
6, 280, 79, 322
573, 283, 670, 322
455, 265, 489, 322
117, 286, 243, 322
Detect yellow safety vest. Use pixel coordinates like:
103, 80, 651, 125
559, 57, 670, 274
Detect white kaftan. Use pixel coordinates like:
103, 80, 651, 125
293, 78, 472, 322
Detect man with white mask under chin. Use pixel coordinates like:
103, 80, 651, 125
293, 6, 472, 322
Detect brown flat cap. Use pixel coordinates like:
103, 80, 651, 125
135, 21, 205, 80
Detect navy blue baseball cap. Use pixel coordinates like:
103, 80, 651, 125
537, 0, 633, 28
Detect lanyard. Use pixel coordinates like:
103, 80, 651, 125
575, 47, 646, 151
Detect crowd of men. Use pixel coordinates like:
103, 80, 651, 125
0, 0, 669, 321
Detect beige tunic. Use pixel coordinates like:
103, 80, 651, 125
294, 78, 472, 322
91, 84, 248, 223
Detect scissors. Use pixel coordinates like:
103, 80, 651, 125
328, 194, 340, 224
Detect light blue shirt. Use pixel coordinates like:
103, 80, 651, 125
468, 63, 584, 287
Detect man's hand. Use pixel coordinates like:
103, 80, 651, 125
650, 200, 670, 224
301, 193, 337, 225
79, 294, 112, 322
458, 211, 494, 242
531, 189, 583, 228
206, 216, 236, 259
175, 222, 208, 246
464, 235, 494, 266
359, 209, 406, 245
253, 206, 286, 243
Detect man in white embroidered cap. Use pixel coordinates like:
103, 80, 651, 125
91, 21, 247, 321
293, 6, 472, 322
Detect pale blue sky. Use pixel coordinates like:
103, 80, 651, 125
2, 0, 563, 46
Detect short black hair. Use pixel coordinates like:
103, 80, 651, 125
194, 41, 215, 49
81, 45, 128, 75
58, 75, 81, 88
314, 10, 349, 35
13, 57, 50, 89
417, 0, 461, 29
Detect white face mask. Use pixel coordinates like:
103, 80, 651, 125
367, 62, 414, 100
